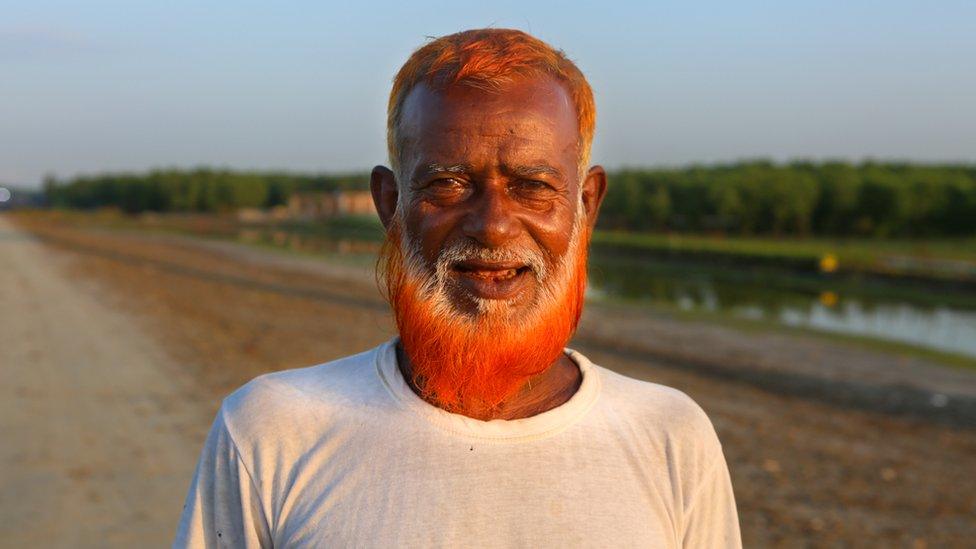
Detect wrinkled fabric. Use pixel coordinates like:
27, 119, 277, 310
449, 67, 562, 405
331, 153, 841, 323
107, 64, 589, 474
175, 339, 741, 548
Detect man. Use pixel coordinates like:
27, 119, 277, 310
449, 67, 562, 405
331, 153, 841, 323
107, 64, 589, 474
175, 28, 741, 548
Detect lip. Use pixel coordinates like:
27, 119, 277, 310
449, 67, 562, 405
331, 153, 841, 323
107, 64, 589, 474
451, 261, 532, 300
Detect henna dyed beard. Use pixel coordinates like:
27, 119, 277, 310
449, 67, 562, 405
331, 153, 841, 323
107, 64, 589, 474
379, 210, 589, 414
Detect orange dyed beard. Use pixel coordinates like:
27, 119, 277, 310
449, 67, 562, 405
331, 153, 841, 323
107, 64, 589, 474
379, 216, 590, 415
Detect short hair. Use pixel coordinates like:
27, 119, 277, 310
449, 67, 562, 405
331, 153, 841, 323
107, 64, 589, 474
387, 28, 596, 177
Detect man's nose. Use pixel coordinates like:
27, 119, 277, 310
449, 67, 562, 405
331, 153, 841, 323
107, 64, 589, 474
461, 186, 521, 248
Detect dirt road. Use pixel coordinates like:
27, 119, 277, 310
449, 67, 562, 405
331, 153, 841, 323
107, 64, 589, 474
0, 215, 209, 547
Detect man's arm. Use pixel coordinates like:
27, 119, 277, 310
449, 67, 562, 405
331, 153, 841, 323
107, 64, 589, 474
174, 405, 273, 548
680, 453, 742, 549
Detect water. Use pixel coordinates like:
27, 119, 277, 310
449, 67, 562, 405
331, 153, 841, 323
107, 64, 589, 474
590, 254, 976, 359
237, 227, 976, 359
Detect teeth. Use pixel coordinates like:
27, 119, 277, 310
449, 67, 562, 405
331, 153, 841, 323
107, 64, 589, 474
467, 268, 517, 280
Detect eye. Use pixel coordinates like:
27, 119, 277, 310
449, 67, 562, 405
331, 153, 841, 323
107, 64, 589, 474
424, 178, 469, 199
519, 180, 548, 190
430, 177, 462, 189
512, 179, 557, 197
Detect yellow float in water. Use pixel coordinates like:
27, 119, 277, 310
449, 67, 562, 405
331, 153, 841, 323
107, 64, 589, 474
819, 253, 839, 273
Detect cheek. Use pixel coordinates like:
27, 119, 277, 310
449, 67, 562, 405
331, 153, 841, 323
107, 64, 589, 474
405, 205, 460, 263
528, 209, 578, 263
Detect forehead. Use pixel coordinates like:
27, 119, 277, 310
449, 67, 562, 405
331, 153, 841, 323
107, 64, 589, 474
397, 75, 579, 171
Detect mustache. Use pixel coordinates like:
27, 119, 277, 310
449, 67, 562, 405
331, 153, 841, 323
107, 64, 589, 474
432, 239, 550, 282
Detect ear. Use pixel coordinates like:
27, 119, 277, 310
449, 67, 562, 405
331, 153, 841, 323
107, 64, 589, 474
580, 165, 608, 230
370, 165, 399, 229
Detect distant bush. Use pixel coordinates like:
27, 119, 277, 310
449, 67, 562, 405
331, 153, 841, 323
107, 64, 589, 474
44, 161, 976, 237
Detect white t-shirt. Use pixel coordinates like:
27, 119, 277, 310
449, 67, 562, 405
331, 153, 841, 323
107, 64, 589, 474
174, 338, 741, 548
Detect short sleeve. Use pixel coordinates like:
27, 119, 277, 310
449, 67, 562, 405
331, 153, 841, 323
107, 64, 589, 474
680, 452, 742, 549
174, 404, 273, 548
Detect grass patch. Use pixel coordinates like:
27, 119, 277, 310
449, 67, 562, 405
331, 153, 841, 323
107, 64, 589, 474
591, 230, 976, 280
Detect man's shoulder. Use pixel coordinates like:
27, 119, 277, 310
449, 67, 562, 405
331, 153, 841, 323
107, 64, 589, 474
586, 359, 723, 454
218, 343, 389, 444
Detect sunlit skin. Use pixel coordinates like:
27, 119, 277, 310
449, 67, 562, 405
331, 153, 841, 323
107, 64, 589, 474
371, 75, 607, 420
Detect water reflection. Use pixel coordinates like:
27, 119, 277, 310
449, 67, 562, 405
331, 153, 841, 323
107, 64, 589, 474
776, 302, 976, 357
590, 254, 976, 358
238, 228, 381, 258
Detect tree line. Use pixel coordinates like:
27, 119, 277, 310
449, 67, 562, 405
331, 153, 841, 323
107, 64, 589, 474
43, 169, 369, 215
600, 161, 975, 237
43, 161, 976, 237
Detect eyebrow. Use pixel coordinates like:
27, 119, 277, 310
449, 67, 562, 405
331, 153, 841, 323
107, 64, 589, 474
417, 163, 472, 178
415, 162, 563, 179
506, 164, 563, 179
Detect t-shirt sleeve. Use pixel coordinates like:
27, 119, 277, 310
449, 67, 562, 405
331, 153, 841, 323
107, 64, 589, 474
680, 452, 742, 549
173, 404, 273, 548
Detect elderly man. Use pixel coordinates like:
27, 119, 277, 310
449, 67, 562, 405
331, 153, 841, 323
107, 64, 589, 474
176, 28, 741, 548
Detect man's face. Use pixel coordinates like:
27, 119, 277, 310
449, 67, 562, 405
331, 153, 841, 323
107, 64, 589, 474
372, 74, 606, 411
394, 75, 594, 318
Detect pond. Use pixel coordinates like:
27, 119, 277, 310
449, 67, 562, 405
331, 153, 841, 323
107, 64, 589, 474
589, 254, 976, 359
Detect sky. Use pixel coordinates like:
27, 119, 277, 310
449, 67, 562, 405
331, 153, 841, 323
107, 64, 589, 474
3, 0, 975, 187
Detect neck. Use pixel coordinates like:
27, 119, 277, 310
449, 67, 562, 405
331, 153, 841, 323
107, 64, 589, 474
395, 341, 582, 421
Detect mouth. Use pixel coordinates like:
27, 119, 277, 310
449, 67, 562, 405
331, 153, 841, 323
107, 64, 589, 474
450, 260, 533, 300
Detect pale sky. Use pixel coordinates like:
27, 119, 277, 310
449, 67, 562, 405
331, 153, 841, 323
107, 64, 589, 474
3, 0, 975, 187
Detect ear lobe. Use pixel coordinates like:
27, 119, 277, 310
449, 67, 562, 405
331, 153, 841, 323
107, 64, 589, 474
581, 165, 608, 228
370, 165, 399, 229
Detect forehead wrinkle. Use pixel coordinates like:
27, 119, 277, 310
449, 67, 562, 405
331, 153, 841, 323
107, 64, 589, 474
398, 103, 580, 187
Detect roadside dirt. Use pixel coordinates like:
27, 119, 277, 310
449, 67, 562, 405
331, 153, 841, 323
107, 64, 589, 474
0, 215, 211, 548
6, 212, 976, 548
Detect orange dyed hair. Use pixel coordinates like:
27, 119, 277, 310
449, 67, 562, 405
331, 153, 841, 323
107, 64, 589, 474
387, 28, 596, 174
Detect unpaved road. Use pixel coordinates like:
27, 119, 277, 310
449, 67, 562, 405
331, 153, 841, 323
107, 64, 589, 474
0, 215, 208, 547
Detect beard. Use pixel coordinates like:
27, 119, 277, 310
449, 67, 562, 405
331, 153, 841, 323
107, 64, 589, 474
378, 207, 590, 414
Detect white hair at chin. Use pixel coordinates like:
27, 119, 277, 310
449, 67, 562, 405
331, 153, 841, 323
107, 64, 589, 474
395, 199, 586, 328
